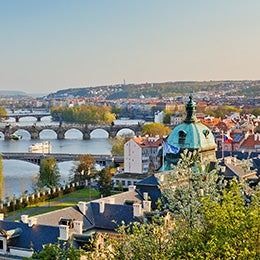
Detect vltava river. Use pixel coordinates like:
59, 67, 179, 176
0, 115, 135, 199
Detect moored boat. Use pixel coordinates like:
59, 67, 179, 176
29, 141, 52, 153
10, 134, 22, 140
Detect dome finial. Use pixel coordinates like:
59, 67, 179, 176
184, 94, 197, 123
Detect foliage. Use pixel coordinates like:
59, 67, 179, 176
29, 240, 84, 260
38, 157, 61, 189
98, 167, 112, 197
142, 122, 171, 137
0, 107, 8, 117
74, 154, 96, 179
0, 156, 3, 202
87, 151, 260, 259
163, 110, 172, 124
110, 136, 128, 156
51, 105, 116, 125
205, 105, 242, 118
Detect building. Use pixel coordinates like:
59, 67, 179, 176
124, 135, 163, 174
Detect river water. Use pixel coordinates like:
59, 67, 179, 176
0, 115, 136, 199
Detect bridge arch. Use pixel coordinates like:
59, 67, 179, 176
64, 128, 83, 139
39, 129, 57, 139
90, 129, 109, 138
117, 128, 136, 137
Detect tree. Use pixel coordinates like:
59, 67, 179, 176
88, 151, 260, 259
38, 157, 60, 189
0, 107, 8, 117
110, 136, 128, 156
74, 154, 96, 178
28, 241, 84, 260
0, 156, 4, 202
142, 122, 171, 137
98, 168, 112, 197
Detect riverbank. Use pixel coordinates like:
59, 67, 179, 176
5, 187, 100, 221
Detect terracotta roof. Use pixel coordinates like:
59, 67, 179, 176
241, 134, 260, 149
132, 136, 163, 148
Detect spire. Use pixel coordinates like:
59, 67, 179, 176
184, 94, 197, 123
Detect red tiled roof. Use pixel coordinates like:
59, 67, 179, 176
132, 136, 163, 148
241, 134, 260, 149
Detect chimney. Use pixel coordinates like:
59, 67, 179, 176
143, 201, 151, 212
143, 192, 148, 201
128, 185, 136, 192
59, 225, 70, 241
74, 221, 83, 234
78, 201, 86, 214
133, 203, 142, 217
99, 201, 105, 213
21, 214, 28, 224
28, 217, 37, 227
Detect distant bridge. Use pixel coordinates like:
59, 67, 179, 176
1, 152, 124, 166
0, 123, 143, 140
0, 112, 51, 122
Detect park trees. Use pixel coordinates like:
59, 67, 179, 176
37, 157, 60, 189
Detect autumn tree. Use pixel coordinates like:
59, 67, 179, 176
74, 154, 96, 180
142, 122, 171, 137
110, 136, 128, 156
38, 157, 60, 189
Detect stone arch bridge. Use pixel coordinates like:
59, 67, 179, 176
0, 123, 143, 140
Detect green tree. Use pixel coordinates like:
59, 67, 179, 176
38, 157, 60, 189
0, 156, 4, 202
88, 151, 260, 259
29, 241, 84, 260
142, 122, 171, 137
163, 110, 172, 124
98, 168, 112, 197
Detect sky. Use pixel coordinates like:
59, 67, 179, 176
1, 0, 260, 94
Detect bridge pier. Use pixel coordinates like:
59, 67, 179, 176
83, 132, 90, 140
36, 116, 41, 122
15, 116, 19, 122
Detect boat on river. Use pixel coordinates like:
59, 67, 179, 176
10, 134, 22, 140
29, 141, 52, 153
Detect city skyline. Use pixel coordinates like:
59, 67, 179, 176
1, 0, 260, 94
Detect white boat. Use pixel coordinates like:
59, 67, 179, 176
29, 141, 52, 153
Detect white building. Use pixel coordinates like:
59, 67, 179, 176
124, 135, 163, 174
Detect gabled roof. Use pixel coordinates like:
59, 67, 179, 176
86, 202, 136, 230
0, 220, 59, 252
241, 134, 260, 149
34, 205, 92, 229
131, 136, 163, 148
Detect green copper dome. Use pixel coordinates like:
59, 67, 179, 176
167, 95, 216, 151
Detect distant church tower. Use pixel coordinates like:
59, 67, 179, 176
161, 95, 217, 170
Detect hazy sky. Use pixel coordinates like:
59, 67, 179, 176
1, 0, 260, 94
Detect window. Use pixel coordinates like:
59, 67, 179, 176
0, 240, 3, 250
178, 130, 186, 144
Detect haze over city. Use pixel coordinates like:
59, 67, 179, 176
1, 0, 260, 94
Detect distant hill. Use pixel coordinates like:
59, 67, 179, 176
0, 90, 27, 96
48, 80, 260, 100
